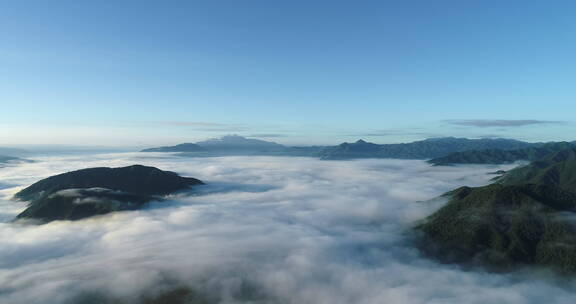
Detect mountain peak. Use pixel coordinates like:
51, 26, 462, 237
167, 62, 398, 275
195, 135, 286, 152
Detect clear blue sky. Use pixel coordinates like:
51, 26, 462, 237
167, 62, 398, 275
1, 0, 575, 146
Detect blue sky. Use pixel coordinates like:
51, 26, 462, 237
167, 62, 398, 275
1, 0, 575, 146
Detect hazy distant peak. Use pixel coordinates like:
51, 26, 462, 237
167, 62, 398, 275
197, 135, 284, 146
140, 135, 289, 154
141, 143, 205, 153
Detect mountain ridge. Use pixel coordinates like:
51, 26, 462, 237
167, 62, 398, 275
319, 137, 534, 160
428, 142, 574, 166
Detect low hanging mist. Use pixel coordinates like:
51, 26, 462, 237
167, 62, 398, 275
0, 153, 574, 304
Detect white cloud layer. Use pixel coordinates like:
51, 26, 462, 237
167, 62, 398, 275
0, 154, 574, 303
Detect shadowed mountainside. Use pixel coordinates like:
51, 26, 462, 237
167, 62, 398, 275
16, 188, 159, 222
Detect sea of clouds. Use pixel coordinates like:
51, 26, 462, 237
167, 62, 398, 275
0, 153, 575, 304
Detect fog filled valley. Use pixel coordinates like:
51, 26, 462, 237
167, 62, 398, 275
3, 0, 576, 302
2, 152, 576, 304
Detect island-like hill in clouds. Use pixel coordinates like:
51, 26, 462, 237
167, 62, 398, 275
319, 137, 533, 160
417, 148, 576, 273
14, 165, 204, 223
428, 141, 576, 166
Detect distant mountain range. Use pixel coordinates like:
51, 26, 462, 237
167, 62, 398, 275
0, 147, 29, 157
0, 155, 31, 166
143, 135, 288, 154
428, 142, 576, 166
142, 136, 543, 160
0, 155, 20, 163
417, 148, 576, 273
318, 137, 533, 160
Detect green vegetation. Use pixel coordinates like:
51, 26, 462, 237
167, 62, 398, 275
497, 148, 576, 191
417, 148, 576, 273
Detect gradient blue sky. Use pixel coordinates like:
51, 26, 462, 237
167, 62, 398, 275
1, 0, 575, 146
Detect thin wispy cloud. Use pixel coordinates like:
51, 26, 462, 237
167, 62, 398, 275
444, 119, 565, 128
247, 134, 289, 138
156, 121, 231, 127
350, 129, 441, 138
